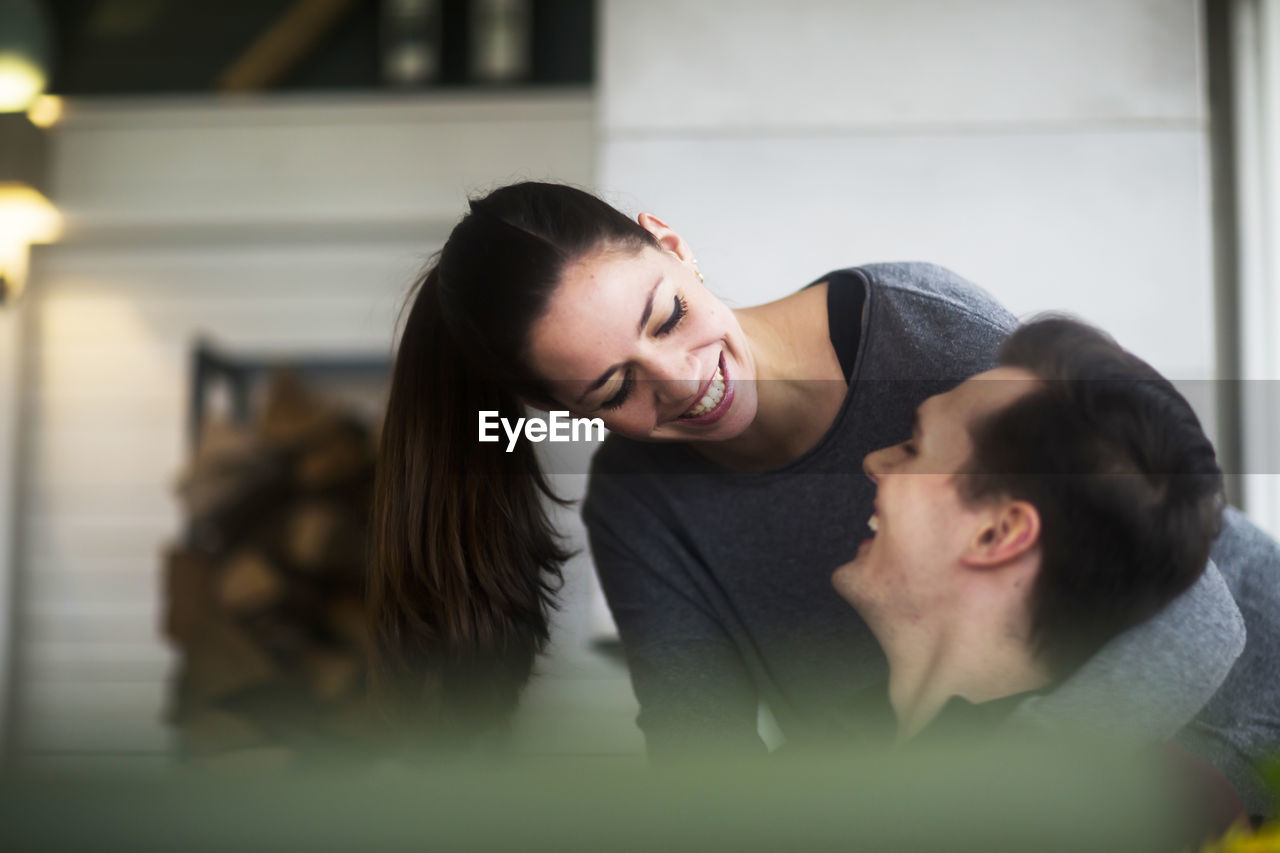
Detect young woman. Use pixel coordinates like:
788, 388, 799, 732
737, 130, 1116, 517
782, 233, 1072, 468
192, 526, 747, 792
368, 181, 1244, 752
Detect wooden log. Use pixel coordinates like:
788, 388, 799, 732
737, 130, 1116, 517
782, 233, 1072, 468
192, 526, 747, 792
294, 421, 372, 489
163, 548, 213, 647
240, 609, 314, 662
301, 649, 361, 702
285, 501, 356, 574
257, 371, 341, 446
183, 619, 278, 704
175, 432, 289, 554
217, 550, 285, 613
169, 368, 384, 759
175, 419, 280, 522
192, 417, 259, 461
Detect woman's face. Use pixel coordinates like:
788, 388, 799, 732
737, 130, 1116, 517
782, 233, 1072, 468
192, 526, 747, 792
525, 231, 758, 443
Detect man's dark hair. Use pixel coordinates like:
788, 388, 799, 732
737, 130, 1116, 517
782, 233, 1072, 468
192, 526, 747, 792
958, 317, 1225, 677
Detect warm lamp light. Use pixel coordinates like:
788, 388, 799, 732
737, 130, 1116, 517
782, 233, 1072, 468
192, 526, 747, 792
0, 182, 60, 244
26, 93, 61, 128
0, 54, 45, 112
0, 182, 60, 305
0, 0, 51, 113
0, 243, 31, 304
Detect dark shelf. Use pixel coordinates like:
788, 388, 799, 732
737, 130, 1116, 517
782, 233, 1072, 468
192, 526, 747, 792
46, 0, 595, 95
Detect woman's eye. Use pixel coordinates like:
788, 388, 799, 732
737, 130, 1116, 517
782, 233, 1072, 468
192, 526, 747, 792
655, 294, 688, 337
900, 442, 918, 457
600, 371, 634, 411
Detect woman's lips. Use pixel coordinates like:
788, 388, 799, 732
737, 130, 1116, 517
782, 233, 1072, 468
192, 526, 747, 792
678, 351, 734, 425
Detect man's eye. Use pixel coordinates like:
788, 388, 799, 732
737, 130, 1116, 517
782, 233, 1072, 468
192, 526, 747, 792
656, 294, 688, 337
601, 371, 634, 411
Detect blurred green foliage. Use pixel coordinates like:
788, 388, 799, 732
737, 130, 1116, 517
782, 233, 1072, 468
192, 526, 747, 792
0, 738, 1217, 852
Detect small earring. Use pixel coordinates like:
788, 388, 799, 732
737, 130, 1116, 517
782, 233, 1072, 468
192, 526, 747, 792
693, 260, 704, 284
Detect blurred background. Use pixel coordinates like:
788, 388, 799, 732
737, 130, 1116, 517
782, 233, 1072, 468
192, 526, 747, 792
0, 0, 1277, 775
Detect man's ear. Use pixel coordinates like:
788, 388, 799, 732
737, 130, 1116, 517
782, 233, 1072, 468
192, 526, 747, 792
637, 212, 696, 262
961, 501, 1041, 568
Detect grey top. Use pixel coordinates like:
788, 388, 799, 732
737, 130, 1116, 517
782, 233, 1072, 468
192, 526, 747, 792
584, 262, 1251, 762
1177, 506, 1280, 815
1010, 505, 1280, 816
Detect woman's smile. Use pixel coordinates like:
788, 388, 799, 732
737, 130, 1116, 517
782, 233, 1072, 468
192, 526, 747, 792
676, 351, 734, 424
526, 243, 759, 443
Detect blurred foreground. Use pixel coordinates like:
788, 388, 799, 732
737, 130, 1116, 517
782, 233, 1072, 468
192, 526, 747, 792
1, 738, 1270, 852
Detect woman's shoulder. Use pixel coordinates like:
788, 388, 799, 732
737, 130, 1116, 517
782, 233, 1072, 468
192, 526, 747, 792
851, 262, 1015, 330
841, 262, 1017, 381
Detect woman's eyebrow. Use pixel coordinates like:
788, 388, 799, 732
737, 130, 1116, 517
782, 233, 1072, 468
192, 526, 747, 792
635, 275, 663, 334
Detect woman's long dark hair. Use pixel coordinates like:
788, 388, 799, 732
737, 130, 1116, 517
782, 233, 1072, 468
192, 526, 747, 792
367, 182, 655, 737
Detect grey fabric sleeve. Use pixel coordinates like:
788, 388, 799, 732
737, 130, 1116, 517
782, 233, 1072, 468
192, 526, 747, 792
1177, 507, 1280, 817
1010, 560, 1245, 741
584, 491, 765, 759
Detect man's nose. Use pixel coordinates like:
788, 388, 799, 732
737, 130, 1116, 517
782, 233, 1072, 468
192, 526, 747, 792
863, 447, 888, 484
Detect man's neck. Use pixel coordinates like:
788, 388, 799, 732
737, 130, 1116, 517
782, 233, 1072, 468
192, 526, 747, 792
881, 608, 1052, 741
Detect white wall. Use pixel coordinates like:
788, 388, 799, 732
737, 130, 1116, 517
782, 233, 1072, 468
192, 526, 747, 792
7, 92, 642, 768
599, 0, 1217, 398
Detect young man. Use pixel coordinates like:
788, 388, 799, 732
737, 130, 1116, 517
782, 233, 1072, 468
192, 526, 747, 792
832, 317, 1278, 817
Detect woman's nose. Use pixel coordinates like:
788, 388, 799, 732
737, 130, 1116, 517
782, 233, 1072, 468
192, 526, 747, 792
644, 348, 702, 403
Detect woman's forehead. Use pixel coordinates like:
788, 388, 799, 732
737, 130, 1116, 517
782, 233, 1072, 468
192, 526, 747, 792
558, 246, 662, 304
527, 248, 663, 382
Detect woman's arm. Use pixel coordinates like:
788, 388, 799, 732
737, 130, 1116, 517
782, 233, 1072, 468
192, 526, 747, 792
584, 478, 766, 759
1011, 558, 1245, 741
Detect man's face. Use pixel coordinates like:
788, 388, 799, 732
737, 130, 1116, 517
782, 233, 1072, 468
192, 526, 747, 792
831, 367, 1039, 635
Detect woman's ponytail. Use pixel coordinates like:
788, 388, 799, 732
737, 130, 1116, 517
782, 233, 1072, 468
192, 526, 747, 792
366, 182, 655, 743
367, 265, 568, 739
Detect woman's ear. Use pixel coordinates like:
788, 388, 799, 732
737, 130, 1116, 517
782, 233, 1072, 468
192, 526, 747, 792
638, 212, 695, 262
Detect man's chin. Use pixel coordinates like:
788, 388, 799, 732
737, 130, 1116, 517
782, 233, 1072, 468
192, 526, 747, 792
830, 558, 866, 605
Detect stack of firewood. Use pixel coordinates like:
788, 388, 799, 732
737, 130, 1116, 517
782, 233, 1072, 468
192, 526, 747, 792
163, 372, 383, 769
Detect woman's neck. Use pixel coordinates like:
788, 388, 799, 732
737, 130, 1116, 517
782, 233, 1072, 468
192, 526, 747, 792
691, 284, 847, 471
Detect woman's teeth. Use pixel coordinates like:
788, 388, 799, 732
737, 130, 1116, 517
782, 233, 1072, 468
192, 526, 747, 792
681, 364, 726, 418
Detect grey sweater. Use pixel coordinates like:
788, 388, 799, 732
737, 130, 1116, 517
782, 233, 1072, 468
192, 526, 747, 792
584, 263, 1261, 774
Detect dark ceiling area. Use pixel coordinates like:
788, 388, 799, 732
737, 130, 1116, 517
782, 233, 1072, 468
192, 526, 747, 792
43, 0, 594, 95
